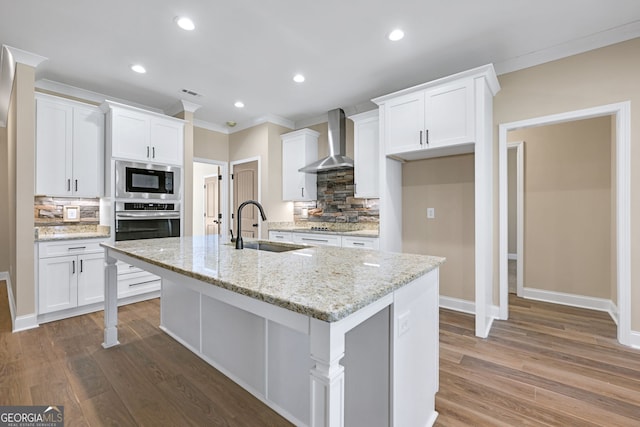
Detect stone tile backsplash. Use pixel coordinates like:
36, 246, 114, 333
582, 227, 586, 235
293, 169, 379, 224
34, 196, 100, 226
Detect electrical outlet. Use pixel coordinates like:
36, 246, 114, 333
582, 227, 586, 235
427, 208, 435, 219
398, 311, 411, 336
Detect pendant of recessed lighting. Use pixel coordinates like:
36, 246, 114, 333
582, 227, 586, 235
388, 29, 405, 41
175, 16, 195, 31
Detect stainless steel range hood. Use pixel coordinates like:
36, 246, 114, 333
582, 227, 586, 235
298, 108, 354, 173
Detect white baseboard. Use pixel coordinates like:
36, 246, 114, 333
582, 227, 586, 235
630, 330, 640, 350
439, 295, 500, 319
522, 287, 618, 322
508, 253, 517, 261
2, 272, 38, 332
440, 296, 475, 314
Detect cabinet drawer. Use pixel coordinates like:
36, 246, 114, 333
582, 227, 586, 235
292, 232, 341, 247
39, 239, 105, 258
342, 236, 380, 250
268, 231, 293, 243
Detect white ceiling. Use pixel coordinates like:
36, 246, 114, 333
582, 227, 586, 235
2, 0, 640, 131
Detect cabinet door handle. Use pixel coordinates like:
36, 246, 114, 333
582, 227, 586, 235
419, 130, 423, 145
147, 146, 150, 158
72, 260, 75, 274
152, 147, 155, 158
80, 259, 83, 273
301, 187, 304, 198
75, 179, 78, 192
425, 129, 429, 145
67, 179, 71, 191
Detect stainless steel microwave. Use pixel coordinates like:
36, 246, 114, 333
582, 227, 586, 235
115, 161, 181, 200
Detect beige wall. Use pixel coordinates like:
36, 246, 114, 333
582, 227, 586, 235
508, 117, 611, 299
12, 63, 36, 316
402, 154, 475, 300
507, 148, 517, 254
194, 126, 229, 162
229, 123, 293, 238
0, 122, 8, 273
494, 38, 640, 329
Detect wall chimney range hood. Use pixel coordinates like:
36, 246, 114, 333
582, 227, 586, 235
298, 108, 354, 173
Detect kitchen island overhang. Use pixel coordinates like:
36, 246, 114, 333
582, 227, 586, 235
101, 236, 444, 427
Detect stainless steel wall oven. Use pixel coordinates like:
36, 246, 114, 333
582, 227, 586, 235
115, 201, 180, 241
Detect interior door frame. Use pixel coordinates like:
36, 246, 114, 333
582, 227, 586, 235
507, 141, 524, 297
498, 102, 631, 347
194, 157, 229, 242
230, 156, 262, 239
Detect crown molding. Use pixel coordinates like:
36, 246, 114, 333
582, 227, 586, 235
0, 45, 47, 127
193, 119, 229, 134
230, 114, 294, 133
494, 20, 640, 75
165, 99, 202, 117
35, 78, 165, 113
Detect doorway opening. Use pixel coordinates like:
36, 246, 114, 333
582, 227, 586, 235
507, 141, 523, 297
499, 102, 631, 346
193, 158, 229, 241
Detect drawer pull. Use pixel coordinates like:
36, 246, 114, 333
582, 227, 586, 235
68, 246, 86, 251
353, 242, 365, 246
302, 238, 330, 243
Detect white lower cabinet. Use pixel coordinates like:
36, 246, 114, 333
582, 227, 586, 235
38, 239, 106, 315
268, 231, 293, 243
117, 261, 161, 298
292, 232, 342, 247
342, 235, 380, 250
270, 231, 380, 249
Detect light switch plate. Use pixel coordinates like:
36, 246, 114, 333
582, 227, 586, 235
427, 208, 435, 219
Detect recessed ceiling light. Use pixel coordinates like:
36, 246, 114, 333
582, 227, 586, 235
293, 74, 305, 83
175, 16, 195, 31
388, 29, 405, 41
234, 101, 245, 108
131, 64, 146, 74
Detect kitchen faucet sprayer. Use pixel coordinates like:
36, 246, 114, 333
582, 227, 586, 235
235, 200, 267, 249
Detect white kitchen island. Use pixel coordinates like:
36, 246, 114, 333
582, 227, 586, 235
101, 236, 444, 427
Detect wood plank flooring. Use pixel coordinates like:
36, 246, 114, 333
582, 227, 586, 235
1, 281, 639, 426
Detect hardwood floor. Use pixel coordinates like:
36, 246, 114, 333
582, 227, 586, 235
436, 294, 640, 426
2, 281, 639, 426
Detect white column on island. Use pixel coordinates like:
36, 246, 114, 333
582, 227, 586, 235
102, 251, 119, 348
309, 318, 346, 427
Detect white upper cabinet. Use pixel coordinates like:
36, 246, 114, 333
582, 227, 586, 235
36, 93, 104, 197
350, 110, 379, 198
374, 66, 498, 161
104, 101, 184, 166
282, 129, 319, 201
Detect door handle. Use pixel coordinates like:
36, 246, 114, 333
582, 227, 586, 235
147, 146, 150, 158
75, 179, 78, 192
252, 223, 258, 227
152, 147, 155, 158
72, 260, 75, 274
419, 130, 423, 145
80, 259, 83, 273
67, 179, 71, 191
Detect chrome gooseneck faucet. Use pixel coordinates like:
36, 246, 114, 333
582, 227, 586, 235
235, 200, 267, 249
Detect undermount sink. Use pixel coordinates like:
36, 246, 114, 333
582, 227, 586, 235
241, 241, 306, 253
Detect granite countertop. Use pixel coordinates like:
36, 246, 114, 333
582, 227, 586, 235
102, 236, 444, 322
35, 225, 111, 242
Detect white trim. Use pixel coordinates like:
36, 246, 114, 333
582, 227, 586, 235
439, 295, 500, 319
507, 141, 524, 302
35, 78, 165, 113
193, 119, 229, 134
521, 287, 618, 322
495, 21, 640, 76
194, 158, 230, 243
3, 273, 39, 332
164, 99, 202, 117
231, 114, 294, 133
630, 331, 640, 350
0, 45, 47, 126
498, 102, 632, 347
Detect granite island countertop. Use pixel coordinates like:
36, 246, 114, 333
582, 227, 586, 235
101, 236, 444, 322
269, 227, 380, 238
